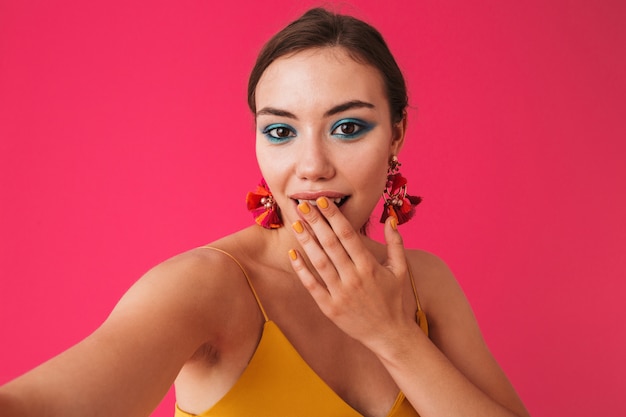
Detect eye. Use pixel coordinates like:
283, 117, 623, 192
331, 118, 374, 140
262, 123, 297, 143
336, 123, 358, 135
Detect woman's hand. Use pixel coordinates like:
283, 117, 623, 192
288, 197, 531, 417
288, 196, 419, 350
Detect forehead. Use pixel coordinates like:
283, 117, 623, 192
255, 47, 388, 114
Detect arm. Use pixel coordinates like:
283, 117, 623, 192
289, 197, 530, 417
0, 249, 237, 417
374, 251, 530, 417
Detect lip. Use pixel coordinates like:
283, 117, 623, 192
289, 191, 347, 200
289, 191, 350, 208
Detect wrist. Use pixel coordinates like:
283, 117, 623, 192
364, 320, 424, 363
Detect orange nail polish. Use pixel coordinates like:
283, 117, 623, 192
316, 196, 329, 209
292, 220, 304, 233
298, 201, 311, 214
390, 217, 398, 230
288, 249, 297, 260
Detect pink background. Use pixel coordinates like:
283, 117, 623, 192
1, 1, 624, 416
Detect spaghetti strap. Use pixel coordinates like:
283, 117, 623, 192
407, 263, 429, 336
199, 246, 269, 322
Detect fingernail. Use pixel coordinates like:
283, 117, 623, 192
390, 217, 398, 230
288, 249, 297, 260
298, 201, 311, 214
316, 196, 329, 209
292, 220, 304, 234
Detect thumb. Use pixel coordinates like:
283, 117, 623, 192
384, 217, 407, 275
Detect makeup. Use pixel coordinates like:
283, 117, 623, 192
262, 123, 297, 143
292, 221, 304, 234
330, 118, 375, 140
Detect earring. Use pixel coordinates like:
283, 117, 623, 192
246, 178, 283, 229
380, 156, 422, 225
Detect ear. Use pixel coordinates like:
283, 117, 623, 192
390, 110, 407, 155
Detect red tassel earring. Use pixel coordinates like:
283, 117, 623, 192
246, 179, 283, 229
380, 156, 422, 225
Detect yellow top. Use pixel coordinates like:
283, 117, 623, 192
175, 247, 428, 417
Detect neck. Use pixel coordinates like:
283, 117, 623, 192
248, 222, 384, 277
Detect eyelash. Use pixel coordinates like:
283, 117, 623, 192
261, 119, 374, 143
330, 118, 374, 140
262, 123, 297, 143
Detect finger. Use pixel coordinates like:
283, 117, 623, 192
310, 197, 370, 266
288, 248, 331, 304
291, 218, 342, 287
383, 217, 408, 276
296, 200, 354, 270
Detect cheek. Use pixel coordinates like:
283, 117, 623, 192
256, 146, 289, 194
345, 156, 388, 195
370, 167, 389, 198
255, 140, 276, 179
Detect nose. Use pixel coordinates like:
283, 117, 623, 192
295, 136, 336, 181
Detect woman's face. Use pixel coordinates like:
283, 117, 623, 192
254, 47, 405, 231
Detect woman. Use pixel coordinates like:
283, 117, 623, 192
0, 7, 529, 417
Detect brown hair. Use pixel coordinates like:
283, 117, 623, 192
247, 7, 408, 124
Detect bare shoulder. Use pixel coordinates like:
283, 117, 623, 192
404, 249, 528, 415
115, 232, 261, 343
404, 249, 461, 314
404, 249, 477, 340
403, 249, 485, 369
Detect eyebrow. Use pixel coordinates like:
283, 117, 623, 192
256, 107, 297, 119
324, 100, 375, 117
256, 100, 375, 120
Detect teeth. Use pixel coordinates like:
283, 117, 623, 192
296, 197, 345, 206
